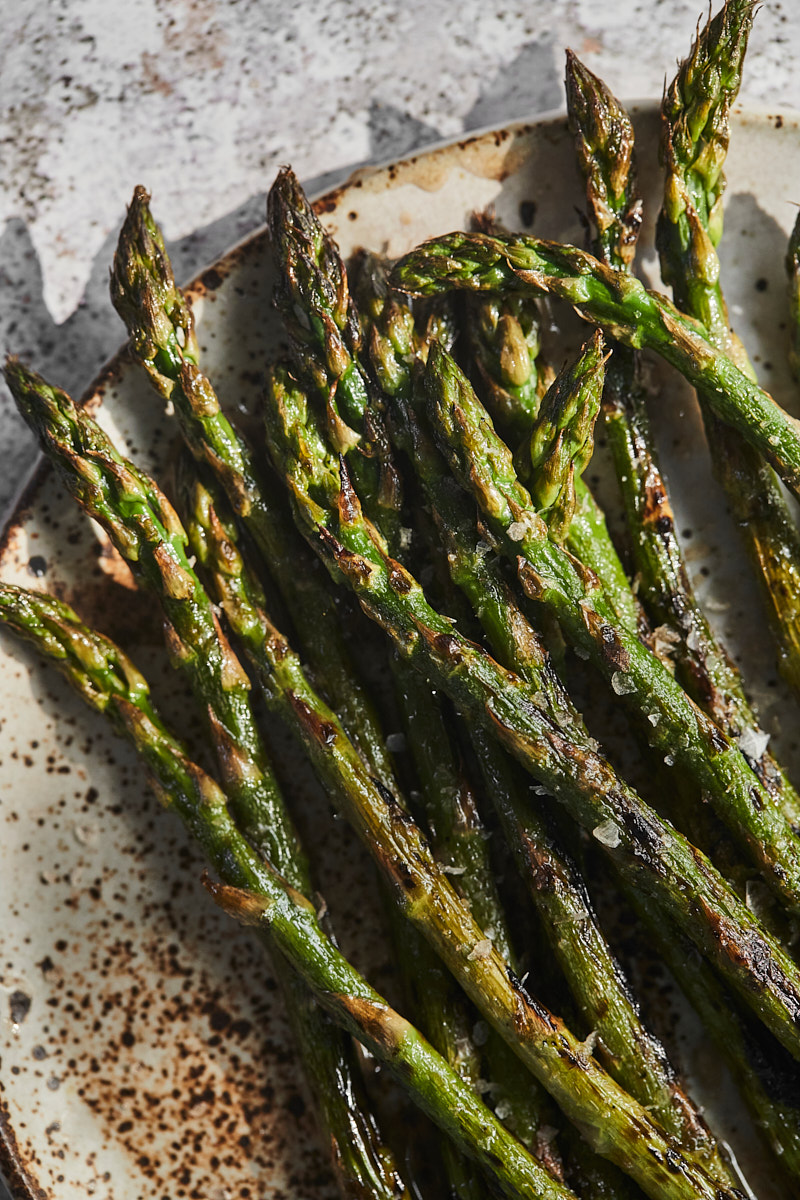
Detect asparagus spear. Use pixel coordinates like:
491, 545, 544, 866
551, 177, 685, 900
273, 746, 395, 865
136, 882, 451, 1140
359, 250, 735, 1154
2, 362, 420, 1199
462, 290, 552, 442
515, 329, 604, 544
656, 0, 800, 699
459, 227, 643, 638
357, 260, 573, 1166
262, 356, 800, 1068
275, 213, 554, 1172
566, 52, 800, 826
4, 357, 308, 885
387, 373, 746, 1189
390, 593, 559, 1169
0, 582, 566, 1200
423, 343, 800, 915
267, 167, 402, 540
110, 186, 395, 786
390, 230, 800, 503
176, 454, 510, 1200
628, 887, 800, 1189
174, 420, 745, 1200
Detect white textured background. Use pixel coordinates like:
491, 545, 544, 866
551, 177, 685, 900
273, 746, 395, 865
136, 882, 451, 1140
1, 0, 799, 525
1, 2, 800, 1196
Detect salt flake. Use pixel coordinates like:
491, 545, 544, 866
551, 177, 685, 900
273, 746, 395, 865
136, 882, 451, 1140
652, 624, 681, 659
593, 819, 621, 848
611, 671, 636, 696
467, 939, 493, 961
737, 727, 770, 760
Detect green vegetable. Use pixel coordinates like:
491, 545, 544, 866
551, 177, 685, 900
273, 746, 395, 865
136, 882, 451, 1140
0, 582, 564, 1200
565, 49, 800, 828
261, 349, 800, 1069
656, 0, 800, 698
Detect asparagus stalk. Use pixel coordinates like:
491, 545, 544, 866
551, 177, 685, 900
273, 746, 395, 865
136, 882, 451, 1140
110, 186, 395, 786
4, 357, 308, 886
262, 357, 800, 1069
277, 221, 555, 1169
176, 417, 746, 1199
267, 167, 402, 540
2, 363, 421, 1199
390, 618, 558, 1168
462, 290, 553, 442
265, 201, 549, 1169
515, 329, 604, 543
389, 376, 744, 1186
422, 343, 800, 916
566, 51, 800, 826
176, 454, 507, 1199
361, 254, 715, 1133
628, 887, 800, 1189
390, 230, 800, 503
0, 582, 564, 1200
456, 244, 643, 636
399, 938, 492, 1200
390, 656, 513, 959
656, 0, 800, 699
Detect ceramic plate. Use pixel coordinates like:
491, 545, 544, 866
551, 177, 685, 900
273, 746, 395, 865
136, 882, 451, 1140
1, 104, 799, 1199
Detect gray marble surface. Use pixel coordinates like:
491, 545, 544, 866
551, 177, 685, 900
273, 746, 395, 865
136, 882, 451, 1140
2, 0, 800, 530
0, 2, 799, 1196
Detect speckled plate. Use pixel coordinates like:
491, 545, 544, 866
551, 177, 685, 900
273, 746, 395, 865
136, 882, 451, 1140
2, 105, 800, 1199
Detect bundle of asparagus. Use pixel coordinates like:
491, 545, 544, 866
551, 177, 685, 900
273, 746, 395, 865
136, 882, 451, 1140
4, 1, 800, 1197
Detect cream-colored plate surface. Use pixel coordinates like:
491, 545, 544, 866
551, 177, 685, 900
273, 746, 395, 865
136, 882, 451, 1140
1, 105, 799, 1198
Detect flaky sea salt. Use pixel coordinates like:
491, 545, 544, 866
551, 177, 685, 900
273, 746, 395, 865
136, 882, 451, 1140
467, 939, 493, 961
686, 628, 702, 653
592, 819, 621, 848
737, 727, 770, 760
652, 624, 681, 659
611, 671, 636, 696
580, 1030, 598, 1056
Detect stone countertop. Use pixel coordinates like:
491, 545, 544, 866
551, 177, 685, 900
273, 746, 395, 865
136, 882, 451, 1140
0, 2, 799, 1198
1, 0, 799, 528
